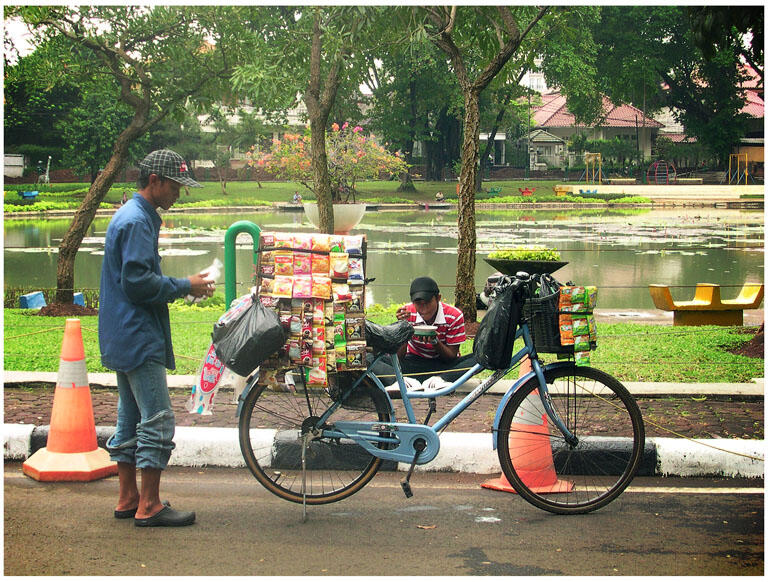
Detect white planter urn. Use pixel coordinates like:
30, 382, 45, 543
303, 202, 366, 235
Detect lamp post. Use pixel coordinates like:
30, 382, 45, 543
525, 89, 531, 180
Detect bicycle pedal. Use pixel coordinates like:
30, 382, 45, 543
400, 480, 413, 498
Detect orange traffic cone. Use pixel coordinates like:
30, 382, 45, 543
482, 357, 573, 494
22, 319, 118, 482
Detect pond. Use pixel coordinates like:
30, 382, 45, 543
3, 206, 764, 310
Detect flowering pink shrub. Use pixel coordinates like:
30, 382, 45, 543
247, 124, 408, 202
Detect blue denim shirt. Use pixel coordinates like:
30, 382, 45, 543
98, 193, 191, 372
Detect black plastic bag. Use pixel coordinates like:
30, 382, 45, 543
473, 277, 525, 370
212, 299, 287, 377
364, 319, 413, 353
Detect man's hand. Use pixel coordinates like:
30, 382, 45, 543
188, 273, 215, 298
396, 305, 409, 321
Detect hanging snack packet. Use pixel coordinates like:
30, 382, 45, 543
261, 232, 275, 248
274, 233, 293, 249
311, 253, 330, 275
293, 233, 312, 251
332, 282, 352, 302
346, 316, 365, 341
272, 276, 294, 297
347, 257, 364, 284
334, 312, 346, 344
345, 235, 364, 255
274, 252, 294, 276
260, 251, 275, 277
293, 275, 313, 298
330, 236, 345, 252
312, 234, 330, 252
347, 288, 364, 313
311, 275, 332, 299
330, 252, 349, 279
293, 252, 312, 275
346, 342, 366, 368
335, 343, 347, 369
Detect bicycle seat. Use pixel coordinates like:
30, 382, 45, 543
365, 320, 413, 354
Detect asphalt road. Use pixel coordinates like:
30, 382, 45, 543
4, 463, 763, 576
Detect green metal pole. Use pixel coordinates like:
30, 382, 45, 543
224, 220, 261, 308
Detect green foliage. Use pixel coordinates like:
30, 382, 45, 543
487, 247, 561, 261
4, 309, 763, 382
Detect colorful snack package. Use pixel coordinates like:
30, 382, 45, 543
288, 338, 301, 363
334, 312, 346, 344
260, 278, 274, 295
273, 276, 295, 298
324, 301, 335, 325
312, 338, 326, 355
346, 316, 365, 341
326, 348, 337, 372
260, 232, 275, 248
325, 326, 335, 350
306, 356, 327, 387
330, 252, 349, 279
587, 315, 597, 340
312, 300, 325, 325
344, 235, 364, 255
274, 233, 293, 249
573, 335, 591, 352
559, 323, 574, 344
259, 294, 280, 309
329, 235, 345, 253
311, 275, 332, 299
292, 275, 313, 298
572, 318, 589, 337
311, 253, 330, 275
347, 257, 364, 284
293, 233, 312, 250
302, 314, 313, 339
313, 325, 325, 342
332, 283, 352, 302
302, 299, 314, 313
279, 310, 292, 330
290, 314, 302, 335
574, 351, 591, 366
293, 252, 312, 275
259, 251, 275, 276
346, 341, 366, 368
274, 252, 294, 276
347, 288, 364, 313
559, 286, 575, 307
300, 340, 312, 366
311, 234, 330, 252
335, 342, 347, 370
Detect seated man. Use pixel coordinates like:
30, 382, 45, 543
369, 276, 476, 386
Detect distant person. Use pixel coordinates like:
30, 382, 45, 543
292, 191, 302, 204
369, 276, 476, 385
99, 149, 213, 528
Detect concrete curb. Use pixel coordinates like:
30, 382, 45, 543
5, 423, 763, 479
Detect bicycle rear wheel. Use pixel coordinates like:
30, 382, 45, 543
238, 373, 393, 505
497, 365, 645, 514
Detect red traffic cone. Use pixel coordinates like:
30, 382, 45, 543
483, 357, 573, 494
22, 319, 117, 482
482, 392, 573, 494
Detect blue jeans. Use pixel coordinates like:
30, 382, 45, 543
106, 359, 176, 470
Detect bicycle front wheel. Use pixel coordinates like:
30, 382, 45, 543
497, 365, 645, 514
238, 373, 393, 505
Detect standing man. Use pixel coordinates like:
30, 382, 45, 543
99, 149, 213, 527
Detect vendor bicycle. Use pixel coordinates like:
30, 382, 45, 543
237, 273, 645, 515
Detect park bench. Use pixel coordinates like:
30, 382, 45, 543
648, 282, 764, 326
18, 191, 39, 204
677, 177, 704, 184
608, 178, 636, 185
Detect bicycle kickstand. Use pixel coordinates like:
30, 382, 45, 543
400, 438, 427, 499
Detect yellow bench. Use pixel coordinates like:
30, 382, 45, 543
648, 283, 764, 326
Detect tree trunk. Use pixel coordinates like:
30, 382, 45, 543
55, 129, 135, 304
455, 89, 480, 322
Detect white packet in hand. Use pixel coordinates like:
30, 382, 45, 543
186, 258, 223, 303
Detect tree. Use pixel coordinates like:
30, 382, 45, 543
592, 6, 757, 166
232, 6, 378, 234
415, 6, 550, 321
10, 6, 236, 304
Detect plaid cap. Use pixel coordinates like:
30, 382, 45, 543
138, 149, 202, 188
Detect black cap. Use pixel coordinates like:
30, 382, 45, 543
410, 276, 440, 301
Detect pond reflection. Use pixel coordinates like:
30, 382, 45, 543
4, 207, 764, 309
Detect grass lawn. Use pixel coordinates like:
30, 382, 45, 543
4, 178, 651, 213
4, 304, 762, 383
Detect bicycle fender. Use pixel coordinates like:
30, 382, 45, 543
235, 376, 258, 418
491, 360, 573, 449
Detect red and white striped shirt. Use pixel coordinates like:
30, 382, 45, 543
404, 302, 466, 359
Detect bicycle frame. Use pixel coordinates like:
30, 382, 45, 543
310, 322, 577, 464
